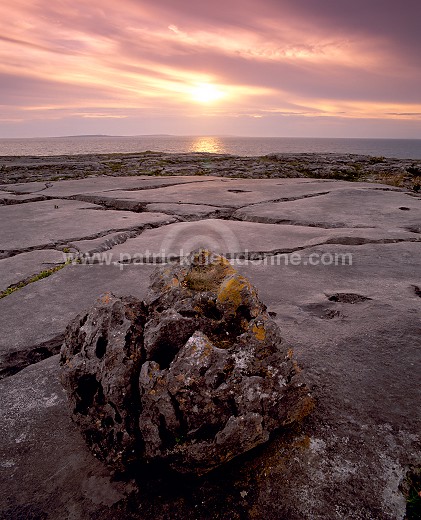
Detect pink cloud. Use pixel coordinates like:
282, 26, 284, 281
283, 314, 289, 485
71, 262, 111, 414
0, 0, 420, 137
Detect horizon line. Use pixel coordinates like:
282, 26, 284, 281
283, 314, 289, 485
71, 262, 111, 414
1, 134, 421, 141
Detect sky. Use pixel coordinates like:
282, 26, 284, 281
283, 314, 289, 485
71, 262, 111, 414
1, 0, 421, 138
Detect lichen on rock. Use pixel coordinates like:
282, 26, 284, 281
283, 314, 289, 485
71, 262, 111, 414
60, 249, 314, 476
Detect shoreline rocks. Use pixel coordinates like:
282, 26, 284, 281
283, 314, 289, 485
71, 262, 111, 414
1, 151, 420, 190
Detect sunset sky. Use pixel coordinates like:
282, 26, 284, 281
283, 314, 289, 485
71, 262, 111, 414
1, 0, 421, 138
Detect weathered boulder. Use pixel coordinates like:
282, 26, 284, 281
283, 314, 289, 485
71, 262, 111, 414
60, 294, 147, 473
60, 250, 313, 476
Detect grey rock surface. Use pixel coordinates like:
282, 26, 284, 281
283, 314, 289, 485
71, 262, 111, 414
0, 264, 155, 378
2, 175, 214, 196
0, 249, 65, 292
0, 170, 420, 519
235, 187, 421, 229
60, 251, 313, 476
75, 178, 346, 209
0, 190, 46, 204
0, 355, 130, 520
108, 218, 418, 262
70, 230, 140, 256
0, 199, 175, 256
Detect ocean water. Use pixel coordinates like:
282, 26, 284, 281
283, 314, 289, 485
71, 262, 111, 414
0, 135, 420, 159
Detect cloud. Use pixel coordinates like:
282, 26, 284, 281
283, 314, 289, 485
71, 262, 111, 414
0, 0, 420, 137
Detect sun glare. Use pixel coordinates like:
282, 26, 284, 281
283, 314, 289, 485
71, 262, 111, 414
190, 136, 223, 153
191, 83, 225, 103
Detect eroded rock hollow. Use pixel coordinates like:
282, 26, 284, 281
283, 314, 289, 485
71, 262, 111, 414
60, 250, 313, 475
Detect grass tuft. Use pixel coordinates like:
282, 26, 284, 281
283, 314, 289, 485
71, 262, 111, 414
0, 262, 69, 299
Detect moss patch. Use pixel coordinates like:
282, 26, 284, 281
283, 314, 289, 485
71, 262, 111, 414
184, 251, 235, 292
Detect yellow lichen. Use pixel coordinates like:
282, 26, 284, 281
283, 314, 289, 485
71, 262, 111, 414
99, 292, 112, 305
184, 250, 236, 292
217, 274, 249, 312
252, 322, 266, 341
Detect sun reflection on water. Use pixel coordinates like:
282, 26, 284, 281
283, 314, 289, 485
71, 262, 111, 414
190, 136, 224, 154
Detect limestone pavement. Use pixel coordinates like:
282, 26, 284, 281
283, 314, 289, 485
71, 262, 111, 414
0, 173, 420, 519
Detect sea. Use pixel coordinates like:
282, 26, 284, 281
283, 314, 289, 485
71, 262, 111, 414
0, 135, 420, 159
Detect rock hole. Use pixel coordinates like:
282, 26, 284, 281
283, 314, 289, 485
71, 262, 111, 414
412, 285, 421, 298
268, 311, 277, 318
237, 304, 252, 322
190, 423, 221, 442
328, 293, 371, 304
212, 371, 226, 389
152, 342, 179, 370
74, 375, 101, 415
124, 330, 133, 350
96, 382, 105, 405
202, 302, 223, 321
203, 301, 223, 321
178, 309, 199, 318
95, 336, 108, 358
399, 207, 410, 211
405, 225, 421, 234
102, 416, 114, 428
158, 414, 175, 449
321, 309, 342, 319
227, 395, 238, 416
227, 189, 251, 193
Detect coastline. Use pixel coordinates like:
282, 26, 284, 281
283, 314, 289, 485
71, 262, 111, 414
1, 151, 420, 190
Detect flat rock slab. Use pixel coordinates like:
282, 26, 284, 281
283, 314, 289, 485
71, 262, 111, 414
237, 241, 420, 363
76, 178, 351, 208
0, 249, 65, 292
106, 219, 419, 261
0, 355, 129, 519
0, 263, 155, 378
236, 241, 421, 372
0, 199, 175, 254
3, 175, 215, 196
0, 191, 46, 204
235, 188, 421, 230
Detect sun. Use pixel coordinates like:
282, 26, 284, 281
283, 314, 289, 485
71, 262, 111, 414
191, 83, 225, 103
